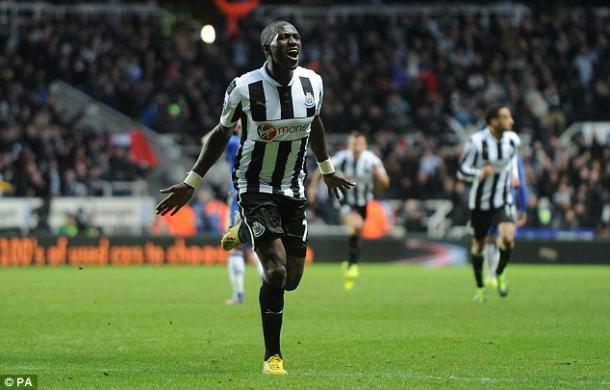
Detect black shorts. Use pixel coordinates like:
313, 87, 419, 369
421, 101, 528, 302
470, 206, 515, 239
238, 193, 308, 258
340, 203, 368, 220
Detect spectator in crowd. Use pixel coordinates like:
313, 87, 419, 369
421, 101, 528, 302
1, 6, 608, 234
191, 188, 229, 235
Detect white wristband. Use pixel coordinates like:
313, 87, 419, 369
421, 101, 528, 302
317, 158, 335, 175
183, 170, 203, 189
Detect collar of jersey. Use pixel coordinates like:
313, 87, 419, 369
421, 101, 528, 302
260, 61, 298, 87
485, 126, 504, 141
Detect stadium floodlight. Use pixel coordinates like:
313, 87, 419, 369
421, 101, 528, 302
200, 24, 216, 44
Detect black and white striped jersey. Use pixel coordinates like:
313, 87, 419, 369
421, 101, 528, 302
331, 150, 385, 207
458, 127, 521, 211
220, 62, 323, 199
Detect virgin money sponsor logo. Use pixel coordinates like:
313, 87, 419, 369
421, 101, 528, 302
257, 123, 308, 141
257, 123, 277, 141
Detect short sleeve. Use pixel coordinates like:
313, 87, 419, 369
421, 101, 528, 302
371, 154, 387, 175
514, 134, 522, 150
458, 138, 480, 181
372, 154, 383, 168
219, 78, 242, 128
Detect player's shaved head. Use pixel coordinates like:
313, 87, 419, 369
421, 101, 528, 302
261, 20, 297, 54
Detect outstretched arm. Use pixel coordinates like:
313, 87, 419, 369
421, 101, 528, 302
156, 124, 233, 216
309, 116, 355, 198
191, 125, 233, 177
157, 77, 242, 217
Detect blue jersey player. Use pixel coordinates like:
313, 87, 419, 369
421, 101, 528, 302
484, 156, 528, 289
225, 120, 264, 305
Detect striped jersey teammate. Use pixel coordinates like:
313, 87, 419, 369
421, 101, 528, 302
458, 106, 521, 303
484, 155, 528, 290
308, 132, 389, 289
156, 21, 354, 374
224, 120, 264, 305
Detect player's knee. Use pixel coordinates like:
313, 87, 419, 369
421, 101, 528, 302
498, 236, 515, 251
264, 263, 287, 289
471, 239, 484, 256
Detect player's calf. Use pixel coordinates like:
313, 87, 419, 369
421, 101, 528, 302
495, 234, 515, 297
495, 236, 514, 276
348, 234, 361, 266
470, 238, 485, 288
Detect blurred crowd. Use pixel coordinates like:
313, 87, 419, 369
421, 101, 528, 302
1, 5, 609, 233
0, 56, 146, 198
344, 130, 610, 234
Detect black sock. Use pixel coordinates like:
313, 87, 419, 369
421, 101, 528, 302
259, 281, 284, 360
471, 254, 484, 288
496, 248, 512, 276
348, 234, 360, 266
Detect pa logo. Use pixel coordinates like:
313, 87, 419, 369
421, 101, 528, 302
304, 92, 315, 108
252, 221, 266, 238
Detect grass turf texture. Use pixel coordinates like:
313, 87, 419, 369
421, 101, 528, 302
1, 264, 609, 389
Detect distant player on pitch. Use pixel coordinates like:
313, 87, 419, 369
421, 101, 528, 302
156, 21, 354, 374
223, 120, 264, 304
458, 106, 521, 303
308, 132, 389, 289
483, 154, 527, 289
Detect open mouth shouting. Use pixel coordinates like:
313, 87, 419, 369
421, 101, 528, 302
286, 47, 299, 62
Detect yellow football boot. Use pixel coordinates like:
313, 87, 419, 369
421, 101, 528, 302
342, 262, 359, 290
262, 354, 287, 375
221, 215, 242, 251
473, 287, 487, 303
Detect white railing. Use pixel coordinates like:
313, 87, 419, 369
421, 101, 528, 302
254, 3, 531, 25
0, 2, 161, 23
559, 122, 610, 147
49, 81, 185, 186
309, 199, 454, 238
0, 196, 155, 235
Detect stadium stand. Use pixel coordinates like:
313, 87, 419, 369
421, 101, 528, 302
0, 4, 608, 234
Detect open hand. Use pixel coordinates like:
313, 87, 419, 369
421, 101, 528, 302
155, 182, 195, 216
322, 173, 356, 199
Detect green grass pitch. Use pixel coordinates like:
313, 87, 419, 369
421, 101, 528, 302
1, 264, 609, 389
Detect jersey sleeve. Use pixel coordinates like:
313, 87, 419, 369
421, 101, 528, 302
371, 154, 387, 174
511, 132, 522, 153
219, 78, 243, 128
458, 138, 480, 182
